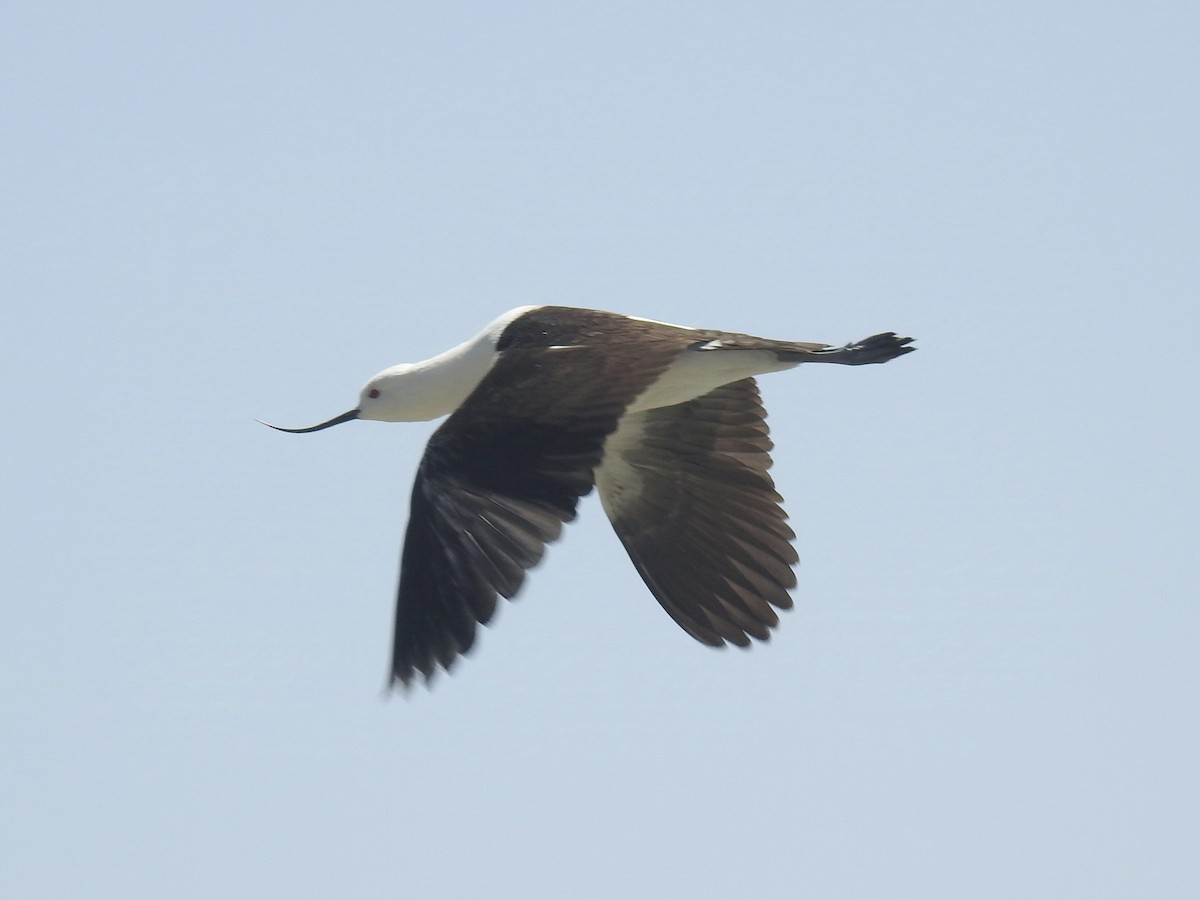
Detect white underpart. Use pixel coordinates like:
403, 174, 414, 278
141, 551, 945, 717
627, 347, 799, 412
595, 414, 647, 519
598, 348, 797, 521
359, 306, 540, 422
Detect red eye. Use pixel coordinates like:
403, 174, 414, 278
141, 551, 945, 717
368, 388, 380, 399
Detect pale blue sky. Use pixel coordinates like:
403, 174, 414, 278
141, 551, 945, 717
3, 2, 1197, 897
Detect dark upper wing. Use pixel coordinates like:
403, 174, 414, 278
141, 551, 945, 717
595, 377, 797, 647
389, 336, 683, 687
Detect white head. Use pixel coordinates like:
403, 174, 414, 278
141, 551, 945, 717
260, 314, 517, 434
356, 357, 485, 423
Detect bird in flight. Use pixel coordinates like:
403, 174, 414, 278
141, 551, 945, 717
263, 306, 915, 687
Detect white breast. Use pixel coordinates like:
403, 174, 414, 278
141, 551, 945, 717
628, 348, 800, 413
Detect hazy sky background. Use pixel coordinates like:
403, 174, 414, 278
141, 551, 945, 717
3, 2, 1197, 897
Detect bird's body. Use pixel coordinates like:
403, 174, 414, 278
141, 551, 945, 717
265, 305, 915, 687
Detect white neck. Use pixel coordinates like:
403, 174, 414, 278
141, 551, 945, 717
358, 306, 538, 422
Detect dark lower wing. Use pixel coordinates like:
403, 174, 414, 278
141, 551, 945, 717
389, 335, 684, 687
596, 378, 797, 646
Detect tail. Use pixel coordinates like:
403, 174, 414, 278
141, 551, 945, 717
776, 332, 916, 365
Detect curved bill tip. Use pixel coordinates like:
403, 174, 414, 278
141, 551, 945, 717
257, 409, 360, 433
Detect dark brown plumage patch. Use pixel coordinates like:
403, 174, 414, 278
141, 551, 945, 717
496, 305, 830, 356
389, 333, 683, 686
596, 378, 797, 648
